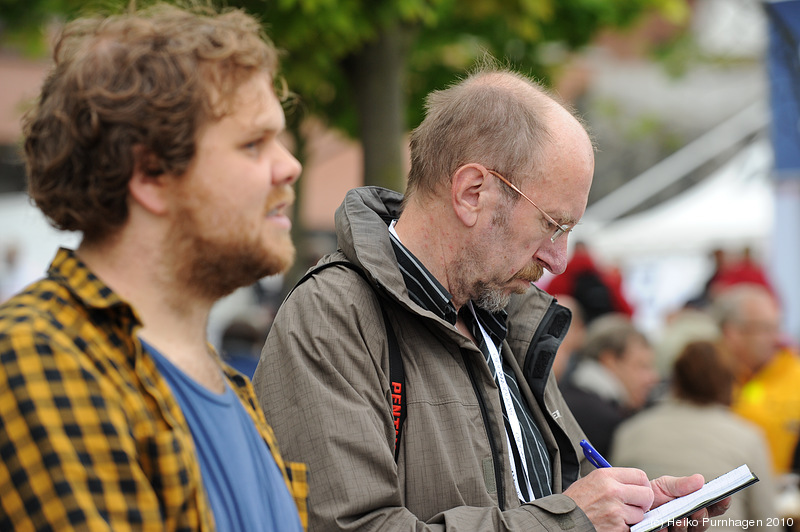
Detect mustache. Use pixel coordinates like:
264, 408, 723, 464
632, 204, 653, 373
513, 263, 544, 283
265, 186, 295, 213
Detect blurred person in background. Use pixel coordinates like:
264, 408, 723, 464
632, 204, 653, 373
544, 241, 634, 325
714, 284, 800, 476
552, 294, 587, 383
0, 243, 21, 303
0, 4, 307, 530
652, 305, 720, 383
0, 242, 33, 303
712, 247, 775, 299
560, 313, 659, 457
611, 340, 779, 532
688, 247, 776, 312
686, 247, 729, 310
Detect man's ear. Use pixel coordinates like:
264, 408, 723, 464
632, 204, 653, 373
451, 165, 488, 228
128, 146, 170, 215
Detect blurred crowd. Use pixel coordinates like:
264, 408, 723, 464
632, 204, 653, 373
542, 241, 800, 528
137, 233, 800, 528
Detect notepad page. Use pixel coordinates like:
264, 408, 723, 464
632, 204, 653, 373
631, 465, 754, 532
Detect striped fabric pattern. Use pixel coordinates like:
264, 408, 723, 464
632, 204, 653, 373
388, 229, 553, 501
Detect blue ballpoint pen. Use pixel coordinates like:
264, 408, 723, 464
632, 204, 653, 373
580, 439, 612, 468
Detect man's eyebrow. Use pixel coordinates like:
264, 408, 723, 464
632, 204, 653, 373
242, 120, 284, 137
241, 105, 286, 135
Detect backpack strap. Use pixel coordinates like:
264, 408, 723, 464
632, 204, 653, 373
288, 261, 406, 462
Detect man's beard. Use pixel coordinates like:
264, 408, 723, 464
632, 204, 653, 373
167, 189, 295, 303
474, 262, 544, 313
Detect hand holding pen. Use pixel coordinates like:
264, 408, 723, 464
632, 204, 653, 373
571, 439, 729, 532
563, 439, 654, 531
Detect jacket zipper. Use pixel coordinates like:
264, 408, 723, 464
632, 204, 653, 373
521, 298, 580, 487
464, 352, 506, 510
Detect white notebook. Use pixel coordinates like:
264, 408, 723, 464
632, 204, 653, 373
631, 464, 759, 532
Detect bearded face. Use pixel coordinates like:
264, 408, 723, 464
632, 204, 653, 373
451, 201, 544, 314
472, 262, 544, 313
159, 73, 301, 304
166, 185, 296, 302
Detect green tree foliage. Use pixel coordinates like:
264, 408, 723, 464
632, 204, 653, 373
1, 0, 687, 189
0, 0, 105, 55
230, 0, 687, 191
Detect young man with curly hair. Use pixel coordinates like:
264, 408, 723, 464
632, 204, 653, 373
0, 4, 306, 530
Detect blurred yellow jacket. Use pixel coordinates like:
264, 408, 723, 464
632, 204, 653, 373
732, 346, 800, 474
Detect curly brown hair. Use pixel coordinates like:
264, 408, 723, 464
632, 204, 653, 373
22, 3, 280, 241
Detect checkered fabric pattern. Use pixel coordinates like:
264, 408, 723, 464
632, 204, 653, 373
0, 248, 308, 531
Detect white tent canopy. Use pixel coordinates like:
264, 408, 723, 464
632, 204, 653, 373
581, 137, 774, 260
573, 137, 775, 336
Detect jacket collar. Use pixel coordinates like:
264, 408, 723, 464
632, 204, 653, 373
335, 187, 416, 309
339, 187, 509, 340
388, 226, 458, 324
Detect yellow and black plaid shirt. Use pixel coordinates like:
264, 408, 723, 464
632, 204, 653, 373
0, 248, 308, 531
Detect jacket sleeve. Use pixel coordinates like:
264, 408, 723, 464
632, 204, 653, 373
252, 267, 595, 531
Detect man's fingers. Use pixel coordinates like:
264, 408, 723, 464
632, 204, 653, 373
705, 497, 731, 518
599, 467, 654, 512
612, 467, 653, 486
623, 483, 658, 514
670, 516, 692, 532
564, 467, 656, 531
651, 474, 705, 506
669, 497, 733, 532
620, 505, 647, 527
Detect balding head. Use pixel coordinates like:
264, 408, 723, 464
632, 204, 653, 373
713, 284, 781, 376
393, 63, 595, 309
406, 63, 590, 204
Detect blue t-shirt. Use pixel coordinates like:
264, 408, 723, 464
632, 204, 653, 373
143, 340, 302, 532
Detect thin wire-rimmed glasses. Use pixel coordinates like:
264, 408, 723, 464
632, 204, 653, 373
486, 169, 573, 244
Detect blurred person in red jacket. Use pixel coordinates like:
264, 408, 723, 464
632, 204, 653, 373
711, 246, 775, 298
544, 241, 633, 324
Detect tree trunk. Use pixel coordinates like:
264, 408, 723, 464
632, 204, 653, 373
344, 23, 412, 193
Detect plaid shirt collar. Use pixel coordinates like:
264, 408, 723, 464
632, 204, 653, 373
48, 247, 141, 320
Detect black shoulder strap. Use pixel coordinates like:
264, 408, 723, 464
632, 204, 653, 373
289, 261, 406, 462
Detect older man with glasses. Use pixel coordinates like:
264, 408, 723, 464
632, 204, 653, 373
253, 63, 729, 532
714, 284, 800, 476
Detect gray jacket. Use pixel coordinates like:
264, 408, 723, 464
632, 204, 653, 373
253, 187, 596, 531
